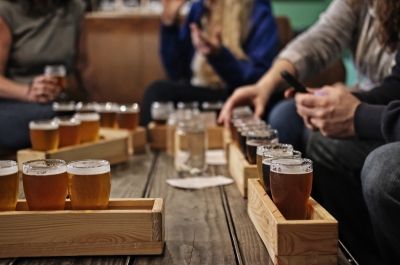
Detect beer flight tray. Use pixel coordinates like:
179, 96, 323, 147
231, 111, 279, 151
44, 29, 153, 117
0, 198, 165, 258
147, 122, 226, 150
17, 128, 147, 170
228, 143, 257, 197
247, 179, 338, 265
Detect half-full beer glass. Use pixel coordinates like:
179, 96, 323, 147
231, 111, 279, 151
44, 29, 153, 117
29, 120, 59, 151
44, 65, 67, 89
117, 103, 140, 130
22, 159, 68, 210
74, 112, 100, 143
96, 102, 119, 128
54, 116, 81, 148
270, 158, 313, 220
246, 129, 278, 164
67, 160, 111, 210
0, 161, 19, 211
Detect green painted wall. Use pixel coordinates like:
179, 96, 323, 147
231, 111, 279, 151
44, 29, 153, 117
271, 0, 332, 29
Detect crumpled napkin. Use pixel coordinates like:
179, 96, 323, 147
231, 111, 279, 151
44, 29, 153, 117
166, 176, 233, 189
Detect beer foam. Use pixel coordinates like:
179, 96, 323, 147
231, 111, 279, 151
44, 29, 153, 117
67, 160, 110, 175
0, 161, 18, 176
54, 117, 81, 126
74, 113, 100, 121
119, 104, 140, 113
96, 102, 119, 113
23, 161, 66, 176
270, 158, 313, 174
29, 120, 58, 130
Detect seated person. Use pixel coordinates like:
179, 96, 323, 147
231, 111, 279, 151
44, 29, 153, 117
141, 0, 279, 125
0, 0, 89, 150
219, 0, 396, 152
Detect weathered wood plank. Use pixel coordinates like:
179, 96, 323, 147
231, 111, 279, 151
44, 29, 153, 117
134, 152, 236, 265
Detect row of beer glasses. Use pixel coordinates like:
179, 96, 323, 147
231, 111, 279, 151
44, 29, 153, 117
53, 102, 140, 130
0, 159, 111, 211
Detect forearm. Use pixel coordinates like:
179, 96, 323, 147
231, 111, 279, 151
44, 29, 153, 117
0, 76, 29, 101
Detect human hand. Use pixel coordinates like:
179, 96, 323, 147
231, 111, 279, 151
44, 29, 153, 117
161, 0, 185, 25
190, 23, 222, 57
218, 84, 269, 127
294, 83, 361, 138
27, 75, 62, 103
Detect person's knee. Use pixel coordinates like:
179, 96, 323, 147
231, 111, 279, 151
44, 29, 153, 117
268, 99, 296, 126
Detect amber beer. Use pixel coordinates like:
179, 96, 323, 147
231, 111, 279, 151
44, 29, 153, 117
29, 120, 59, 151
54, 116, 81, 148
22, 159, 68, 210
257, 144, 293, 190
45, 65, 67, 88
67, 160, 111, 210
270, 158, 313, 220
117, 103, 140, 130
96, 102, 119, 128
74, 113, 100, 143
245, 129, 278, 165
0, 161, 19, 211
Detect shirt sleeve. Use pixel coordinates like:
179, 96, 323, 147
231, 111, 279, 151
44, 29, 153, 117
0, 2, 16, 31
278, 0, 357, 81
207, 0, 278, 90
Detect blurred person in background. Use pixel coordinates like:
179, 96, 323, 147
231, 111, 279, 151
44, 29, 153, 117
141, 0, 279, 125
0, 0, 93, 150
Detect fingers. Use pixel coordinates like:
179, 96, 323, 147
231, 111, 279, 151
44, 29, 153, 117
218, 97, 235, 128
284, 88, 295, 98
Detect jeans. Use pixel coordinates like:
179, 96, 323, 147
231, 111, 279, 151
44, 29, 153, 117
307, 131, 385, 264
362, 142, 400, 264
0, 99, 55, 149
268, 99, 310, 153
141, 80, 229, 126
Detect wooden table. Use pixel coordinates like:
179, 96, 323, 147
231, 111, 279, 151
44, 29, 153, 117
0, 151, 356, 265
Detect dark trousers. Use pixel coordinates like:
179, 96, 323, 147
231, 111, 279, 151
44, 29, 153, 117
0, 98, 55, 149
141, 81, 229, 126
307, 132, 385, 264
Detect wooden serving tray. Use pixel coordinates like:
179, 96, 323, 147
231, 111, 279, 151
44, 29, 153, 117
0, 198, 164, 258
130, 126, 147, 154
247, 179, 338, 265
228, 143, 257, 197
17, 128, 132, 170
147, 122, 225, 150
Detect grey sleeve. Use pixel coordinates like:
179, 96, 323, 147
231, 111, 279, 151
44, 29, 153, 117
0, 2, 16, 31
278, 0, 358, 81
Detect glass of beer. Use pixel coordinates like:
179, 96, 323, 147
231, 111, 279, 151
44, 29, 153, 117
257, 144, 293, 189
29, 120, 59, 151
246, 129, 279, 165
0, 161, 19, 211
96, 102, 119, 128
177, 101, 199, 110
22, 159, 68, 210
52, 101, 76, 116
44, 65, 67, 89
73, 113, 100, 143
201, 101, 224, 120
262, 148, 301, 196
270, 158, 313, 220
54, 116, 81, 148
117, 103, 140, 130
151, 101, 174, 124
238, 123, 269, 157
67, 160, 111, 210
75, 102, 97, 113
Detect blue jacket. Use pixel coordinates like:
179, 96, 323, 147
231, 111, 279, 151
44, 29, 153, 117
160, 0, 279, 92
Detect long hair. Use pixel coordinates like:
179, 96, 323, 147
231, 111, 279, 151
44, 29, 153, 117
7, 0, 72, 16
376, 0, 400, 52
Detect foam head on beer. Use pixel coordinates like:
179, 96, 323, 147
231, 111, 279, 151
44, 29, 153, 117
151, 101, 174, 123
54, 116, 81, 148
73, 112, 100, 143
75, 102, 97, 113
29, 120, 59, 151
246, 129, 278, 165
270, 158, 313, 220
22, 159, 68, 211
117, 103, 140, 130
0, 160, 19, 211
67, 159, 111, 210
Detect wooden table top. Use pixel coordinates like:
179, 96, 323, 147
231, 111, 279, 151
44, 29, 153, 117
0, 151, 355, 265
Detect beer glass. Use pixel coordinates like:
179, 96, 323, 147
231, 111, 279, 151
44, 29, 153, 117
44, 65, 67, 89
74, 113, 100, 143
246, 129, 279, 164
151, 101, 174, 124
0, 161, 19, 211
29, 120, 59, 151
22, 159, 68, 210
96, 102, 119, 128
75, 102, 97, 113
201, 101, 224, 119
270, 158, 313, 220
54, 116, 81, 148
229, 107, 253, 144
262, 148, 301, 196
177, 101, 199, 110
67, 160, 111, 210
117, 103, 140, 130
52, 101, 76, 117
238, 123, 269, 157
257, 143, 293, 189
